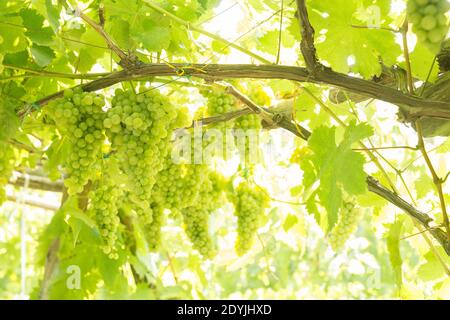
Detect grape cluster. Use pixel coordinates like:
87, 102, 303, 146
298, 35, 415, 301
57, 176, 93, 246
328, 201, 361, 252
205, 90, 237, 116
152, 161, 206, 213
90, 183, 122, 259
46, 88, 106, 195
202, 89, 237, 133
145, 204, 165, 251
233, 181, 268, 255
104, 89, 182, 225
407, 0, 449, 53
0, 143, 14, 204
181, 171, 226, 258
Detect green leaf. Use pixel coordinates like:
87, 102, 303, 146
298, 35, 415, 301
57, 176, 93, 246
386, 219, 404, 288
258, 29, 295, 56
20, 8, 54, 46
135, 25, 171, 52
46, 0, 61, 31
44, 136, 70, 180
283, 214, 299, 232
107, 19, 134, 50
306, 0, 401, 78
305, 122, 373, 229
30, 44, 55, 67
0, 16, 27, 53
417, 252, 445, 281
0, 101, 19, 141
414, 173, 434, 199
3, 50, 29, 66
406, 43, 439, 81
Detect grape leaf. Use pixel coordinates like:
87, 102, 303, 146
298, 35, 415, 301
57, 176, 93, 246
258, 29, 295, 56
135, 25, 171, 52
30, 44, 55, 67
306, 0, 400, 78
305, 121, 373, 229
417, 251, 445, 281
20, 8, 54, 46
0, 16, 27, 53
386, 218, 404, 288
283, 214, 299, 232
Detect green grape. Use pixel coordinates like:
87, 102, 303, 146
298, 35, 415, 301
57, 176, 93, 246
408, 0, 449, 53
233, 181, 268, 255
201, 89, 237, 131
105, 89, 186, 227
89, 183, 122, 259
181, 170, 227, 258
45, 89, 106, 195
328, 200, 362, 252
0, 143, 14, 205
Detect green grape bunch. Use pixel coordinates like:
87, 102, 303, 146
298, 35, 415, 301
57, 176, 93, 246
104, 89, 187, 226
328, 200, 362, 252
202, 89, 237, 131
181, 170, 227, 258
89, 183, 123, 259
152, 160, 208, 213
407, 0, 449, 53
145, 204, 165, 251
233, 181, 269, 255
46, 88, 106, 195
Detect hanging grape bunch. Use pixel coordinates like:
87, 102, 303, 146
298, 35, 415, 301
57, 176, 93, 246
145, 203, 165, 251
328, 200, 362, 251
233, 181, 269, 255
152, 160, 207, 214
89, 183, 123, 259
203, 89, 237, 129
181, 171, 227, 258
46, 88, 106, 195
407, 0, 449, 53
104, 89, 183, 226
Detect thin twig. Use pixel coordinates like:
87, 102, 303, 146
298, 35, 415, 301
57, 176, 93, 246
353, 145, 418, 151
276, 0, 284, 65
415, 120, 450, 242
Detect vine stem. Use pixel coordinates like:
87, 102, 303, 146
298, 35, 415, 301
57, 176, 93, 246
75, 8, 128, 63
415, 121, 450, 242
398, 22, 450, 253
275, 0, 284, 65
166, 252, 179, 284
400, 19, 415, 94
145, 2, 271, 64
